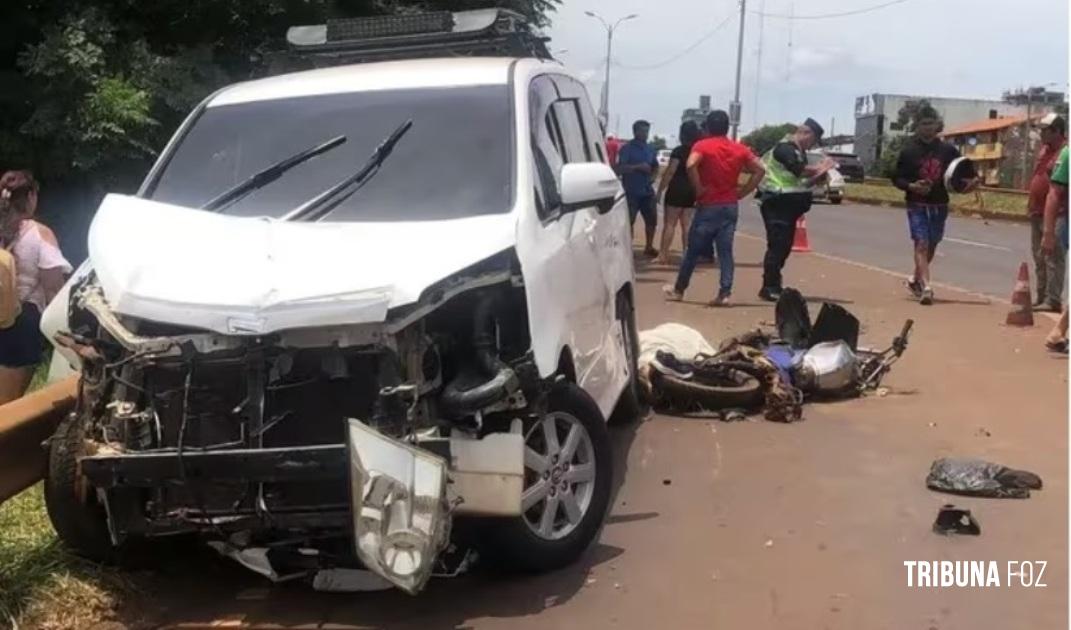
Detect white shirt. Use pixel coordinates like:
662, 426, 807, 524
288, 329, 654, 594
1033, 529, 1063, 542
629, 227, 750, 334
8, 220, 72, 311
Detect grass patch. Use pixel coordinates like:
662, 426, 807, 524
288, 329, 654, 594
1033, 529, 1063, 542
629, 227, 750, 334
845, 183, 1028, 217
0, 485, 130, 629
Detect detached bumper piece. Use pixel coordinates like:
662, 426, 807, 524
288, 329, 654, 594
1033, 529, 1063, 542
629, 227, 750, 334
347, 419, 450, 594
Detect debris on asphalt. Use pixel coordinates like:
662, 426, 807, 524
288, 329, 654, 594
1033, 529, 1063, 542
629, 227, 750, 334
932, 504, 981, 536
926, 457, 1043, 498
235, 588, 270, 601
723, 409, 748, 422
975, 427, 992, 438
928, 422, 938, 428
764, 539, 774, 548
663, 479, 672, 486
313, 569, 394, 592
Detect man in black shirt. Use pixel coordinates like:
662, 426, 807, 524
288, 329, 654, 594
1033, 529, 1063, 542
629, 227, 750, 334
893, 106, 979, 304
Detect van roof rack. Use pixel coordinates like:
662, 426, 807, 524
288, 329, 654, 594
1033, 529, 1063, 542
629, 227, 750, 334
284, 9, 551, 66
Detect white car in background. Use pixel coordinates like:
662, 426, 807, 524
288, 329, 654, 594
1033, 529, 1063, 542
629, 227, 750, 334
657, 149, 672, 169
39, 57, 640, 594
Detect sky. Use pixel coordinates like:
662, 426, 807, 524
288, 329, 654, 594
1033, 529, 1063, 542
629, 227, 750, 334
545, 0, 1070, 144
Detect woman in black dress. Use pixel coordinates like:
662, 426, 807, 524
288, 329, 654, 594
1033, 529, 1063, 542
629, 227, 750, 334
655, 121, 701, 265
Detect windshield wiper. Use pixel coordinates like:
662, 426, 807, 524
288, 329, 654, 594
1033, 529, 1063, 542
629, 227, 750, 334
282, 120, 413, 223
200, 135, 347, 212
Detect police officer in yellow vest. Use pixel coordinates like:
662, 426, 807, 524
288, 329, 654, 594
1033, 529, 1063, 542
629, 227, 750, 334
756, 118, 836, 302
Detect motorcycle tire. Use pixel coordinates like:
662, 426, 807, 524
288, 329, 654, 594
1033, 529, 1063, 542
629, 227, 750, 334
651, 369, 763, 410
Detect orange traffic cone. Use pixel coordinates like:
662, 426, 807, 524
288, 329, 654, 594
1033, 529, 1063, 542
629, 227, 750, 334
791, 217, 812, 252
1006, 262, 1035, 327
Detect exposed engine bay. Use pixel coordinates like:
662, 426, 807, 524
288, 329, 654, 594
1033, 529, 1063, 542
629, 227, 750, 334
53, 250, 553, 593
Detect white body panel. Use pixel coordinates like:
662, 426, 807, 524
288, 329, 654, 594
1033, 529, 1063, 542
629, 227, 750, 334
41, 58, 635, 421
86, 194, 514, 335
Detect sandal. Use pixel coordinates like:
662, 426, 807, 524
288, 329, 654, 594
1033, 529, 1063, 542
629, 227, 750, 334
1044, 338, 1068, 354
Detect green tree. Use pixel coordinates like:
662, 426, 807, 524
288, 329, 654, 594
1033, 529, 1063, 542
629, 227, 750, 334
741, 123, 796, 156
0, 0, 560, 188
650, 135, 668, 151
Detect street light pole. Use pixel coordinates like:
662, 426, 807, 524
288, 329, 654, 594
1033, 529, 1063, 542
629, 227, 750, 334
586, 12, 638, 131
730, 0, 748, 139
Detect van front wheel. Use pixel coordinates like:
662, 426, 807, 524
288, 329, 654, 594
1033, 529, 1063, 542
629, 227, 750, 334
481, 382, 612, 571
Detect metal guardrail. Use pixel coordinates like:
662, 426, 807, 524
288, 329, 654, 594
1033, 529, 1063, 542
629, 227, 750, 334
0, 376, 78, 504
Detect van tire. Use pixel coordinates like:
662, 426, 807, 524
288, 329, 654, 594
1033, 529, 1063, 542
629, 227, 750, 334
480, 382, 612, 572
44, 413, 120, 563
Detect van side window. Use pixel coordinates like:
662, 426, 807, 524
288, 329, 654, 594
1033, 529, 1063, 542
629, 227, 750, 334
552, 100, 591, 163
552, 75, 608, 164
529, 76, 564, 219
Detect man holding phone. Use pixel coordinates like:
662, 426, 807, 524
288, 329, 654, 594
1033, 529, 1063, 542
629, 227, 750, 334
893, 106, 979, 305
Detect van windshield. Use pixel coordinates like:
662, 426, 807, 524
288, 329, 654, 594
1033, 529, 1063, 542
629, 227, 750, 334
149, 85, 513, 221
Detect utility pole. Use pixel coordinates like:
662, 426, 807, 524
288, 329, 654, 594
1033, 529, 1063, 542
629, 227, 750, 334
752, 0, 765, 126
730, 0, 747, 139
585, 12, 639, 131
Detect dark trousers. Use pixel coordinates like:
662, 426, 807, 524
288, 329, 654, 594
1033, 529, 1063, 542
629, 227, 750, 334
760, 193, 812, 290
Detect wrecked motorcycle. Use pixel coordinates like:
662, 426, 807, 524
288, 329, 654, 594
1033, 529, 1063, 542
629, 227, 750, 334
643, 311, 914, 420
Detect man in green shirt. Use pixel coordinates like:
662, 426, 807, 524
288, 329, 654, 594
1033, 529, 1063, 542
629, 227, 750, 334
1041, 145, 1069, 353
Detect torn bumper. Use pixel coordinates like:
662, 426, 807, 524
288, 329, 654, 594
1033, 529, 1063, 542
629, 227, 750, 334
78, 419, 523, 594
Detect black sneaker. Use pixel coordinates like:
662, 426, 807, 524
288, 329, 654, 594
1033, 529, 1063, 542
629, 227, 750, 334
758, 287, 782, 302
652, 351, 694, 379
907, 279, 923, 299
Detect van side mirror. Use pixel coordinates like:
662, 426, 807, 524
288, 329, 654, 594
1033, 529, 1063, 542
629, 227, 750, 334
559, 163, 620, 214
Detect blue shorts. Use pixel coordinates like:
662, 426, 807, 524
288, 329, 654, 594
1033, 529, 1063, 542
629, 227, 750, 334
906, 204, 949, 245
627, 194, 657, 228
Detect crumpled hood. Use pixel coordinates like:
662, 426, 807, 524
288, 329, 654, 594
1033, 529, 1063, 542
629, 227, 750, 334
88, 194, 516, 335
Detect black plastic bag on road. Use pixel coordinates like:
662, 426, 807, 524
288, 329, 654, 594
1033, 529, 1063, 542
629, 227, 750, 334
926, 458, 1043, 499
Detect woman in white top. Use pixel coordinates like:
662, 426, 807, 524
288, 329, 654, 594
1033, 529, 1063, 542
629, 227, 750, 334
0, 171, 72, 404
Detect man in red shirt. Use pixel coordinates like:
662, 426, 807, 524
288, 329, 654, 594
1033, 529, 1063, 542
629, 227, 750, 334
1028, 113, 1066, 311
664, 110, 765, 306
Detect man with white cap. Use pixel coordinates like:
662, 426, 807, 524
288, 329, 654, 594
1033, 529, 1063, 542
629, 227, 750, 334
1028, 113, 1067, 312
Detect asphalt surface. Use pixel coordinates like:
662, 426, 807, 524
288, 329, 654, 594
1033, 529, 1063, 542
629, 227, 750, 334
736, 199, 1037, 301
113, 230, 1066, 630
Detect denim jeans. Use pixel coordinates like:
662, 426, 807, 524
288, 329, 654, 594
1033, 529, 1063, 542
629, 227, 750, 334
675, 203, 739, 296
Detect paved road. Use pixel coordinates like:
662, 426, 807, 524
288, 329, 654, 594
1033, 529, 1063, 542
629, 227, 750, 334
737, 200, 1037, 301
